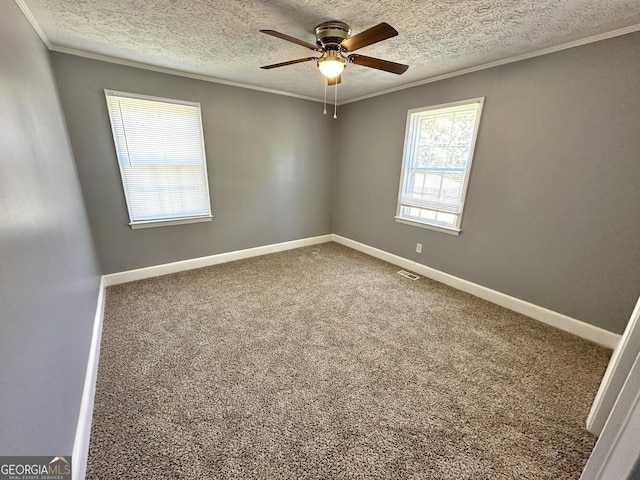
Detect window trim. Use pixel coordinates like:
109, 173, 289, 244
104, 89, 212, 229
395, 97, 484, 235
129, 216, 212, 230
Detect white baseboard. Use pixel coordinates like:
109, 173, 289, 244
73, 235, 334, 479
102, 231, 621, 345
332, 235, 621, 349
72, 277, 106, 480
73, 233, 621, 478
103, 235, 334, 286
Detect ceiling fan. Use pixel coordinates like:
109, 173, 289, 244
259, 21, 409, 85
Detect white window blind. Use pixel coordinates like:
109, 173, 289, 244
105, 90, 212, 228
396, 98, 484, 234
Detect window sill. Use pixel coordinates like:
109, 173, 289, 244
394, 217, 461, 236
130, 215, 212, 230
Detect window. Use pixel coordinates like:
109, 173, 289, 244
396, 98, 484, 235
105, 90, 212, 229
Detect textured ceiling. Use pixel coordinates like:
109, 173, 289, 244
21, 0, 640, 102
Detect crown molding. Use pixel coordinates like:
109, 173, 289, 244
14, 0, 51, 48
343, 23, 640, 104
14, 0, 640, 106
49, 45, 324, 103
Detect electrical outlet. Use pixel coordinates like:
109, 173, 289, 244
416, 243, 422, 253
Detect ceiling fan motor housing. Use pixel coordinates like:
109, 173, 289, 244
314, 21, 351, 50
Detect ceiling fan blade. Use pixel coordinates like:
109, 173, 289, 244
260, 29, 320, 51
348, 54, 409, 75
260, 57, 318, 70
340, 22, 398, 52
327, 75, 342, 86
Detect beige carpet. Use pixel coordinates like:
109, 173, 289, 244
87, 242, 610, 479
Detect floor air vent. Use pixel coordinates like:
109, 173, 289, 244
397, 270, 420, 280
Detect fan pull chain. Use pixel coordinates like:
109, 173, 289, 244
333, 80, 338, 119
323, 80, 327, 115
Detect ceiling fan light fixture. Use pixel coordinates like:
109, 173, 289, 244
317, 54, 345, 78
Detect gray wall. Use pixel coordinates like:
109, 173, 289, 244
47, 31, 640, 334
0, 2, 100, 455
334, 32, 640, 334
51, 54, 335, 274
